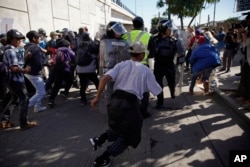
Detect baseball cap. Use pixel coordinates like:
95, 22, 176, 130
7, 29, 25, 39
26, 30, 41, 39
50, 31, 59, 37
129, 41, 146, 53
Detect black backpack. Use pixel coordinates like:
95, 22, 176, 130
75, 42, 93, 66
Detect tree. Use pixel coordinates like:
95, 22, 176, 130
156, 0, 220, 30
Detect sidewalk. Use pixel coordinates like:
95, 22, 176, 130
214, 54, 250, 127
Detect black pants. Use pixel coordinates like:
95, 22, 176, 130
154, 66, 175, 105
49, 70, 73, 101
3, 81, 29, 126
107, 90, 142, 150
78, 72, 99, 102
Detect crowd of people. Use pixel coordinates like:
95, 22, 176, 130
1, 13, 250, 167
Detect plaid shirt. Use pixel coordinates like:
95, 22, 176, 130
3, 44, 25, 83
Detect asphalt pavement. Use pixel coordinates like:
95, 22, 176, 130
0, 53, 250, 167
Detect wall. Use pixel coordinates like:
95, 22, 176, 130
0, 0, 134, 39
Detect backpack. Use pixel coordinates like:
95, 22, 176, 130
75, 42, 93, 66
54, 50, 67, 71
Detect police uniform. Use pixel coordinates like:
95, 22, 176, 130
148, 19, 178, 108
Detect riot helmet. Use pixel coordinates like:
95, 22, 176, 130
157, 19, 173, 33
133, 16, 144, 29
106, 21, 127, 38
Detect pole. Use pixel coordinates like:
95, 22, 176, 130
199, 12, 201, 25
135, 0, 137, 14
213, 2, 216, 27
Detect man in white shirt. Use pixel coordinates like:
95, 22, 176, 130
89, 41, 162, 167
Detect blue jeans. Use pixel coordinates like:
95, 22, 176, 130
24, 74, 46, 107
189, 67, 214, 92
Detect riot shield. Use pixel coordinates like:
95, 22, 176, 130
98, 38, 130, 114
175, 63, 184, 96
174, 31, 186, 97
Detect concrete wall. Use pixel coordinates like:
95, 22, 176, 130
0, 0, 134, 39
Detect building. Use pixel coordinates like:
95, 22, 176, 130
0, 0, 135, 39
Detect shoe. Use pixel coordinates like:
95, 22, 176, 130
225, 69, 230, 73
89, 137, 101, 151
60, 91, 68, 97
20, 121, 37, 130
48, 101, 56, 108
85, 87, 91, 93
219, 68, 225, 71
93, 157, 111, 167
34, 106, 47, 112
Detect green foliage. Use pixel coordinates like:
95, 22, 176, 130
155, 0, 220, 29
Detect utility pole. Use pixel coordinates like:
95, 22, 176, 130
213, 2, 216, 27
135, 0, 137, 14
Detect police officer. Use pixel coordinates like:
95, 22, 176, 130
148, 19, 177, 109
98, 21, 130, 114
122, 16, 151, 118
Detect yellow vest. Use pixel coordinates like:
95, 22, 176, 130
122, 30, 151, 65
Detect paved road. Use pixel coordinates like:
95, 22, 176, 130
1, 52, 250, 167
1, 79, 250, 167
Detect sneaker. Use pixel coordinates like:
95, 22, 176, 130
89, 137, 100, 151
225, 69, 230, 73
93, 158, 111, 167
34, 106, 47, 113
48, 101, 56, 108
219, 68, 225, 72
60, 91, 68, 97
20, 121, 37, 130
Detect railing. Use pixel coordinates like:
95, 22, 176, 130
111, 0, 136, 16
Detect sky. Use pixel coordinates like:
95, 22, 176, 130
121, 0, 249, 29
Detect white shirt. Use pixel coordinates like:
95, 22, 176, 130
106, 60, 162, 100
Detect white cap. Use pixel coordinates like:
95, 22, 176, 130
129, 41, 146, 53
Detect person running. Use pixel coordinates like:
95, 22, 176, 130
1, 29, 37, 130
89, 41, 162, 167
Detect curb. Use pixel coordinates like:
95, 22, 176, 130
214, 89, 250, 128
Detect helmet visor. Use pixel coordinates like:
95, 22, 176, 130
162, 20, 173, 29
109, 22, 127, 36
